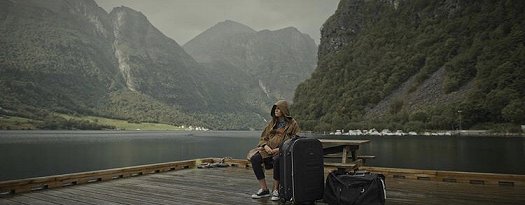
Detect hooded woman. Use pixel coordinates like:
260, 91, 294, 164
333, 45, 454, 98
250, 100, 300, 201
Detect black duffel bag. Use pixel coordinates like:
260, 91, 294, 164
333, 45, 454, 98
323, 171, 386, 205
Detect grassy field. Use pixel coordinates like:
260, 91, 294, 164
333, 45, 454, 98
58, 114, 185, 131
0, 116, 38, 130
0, 114, 185, 131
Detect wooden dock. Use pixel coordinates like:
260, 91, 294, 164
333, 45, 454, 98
1, 158, 524, 205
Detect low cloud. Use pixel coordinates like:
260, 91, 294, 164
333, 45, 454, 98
95, 0, 339, 45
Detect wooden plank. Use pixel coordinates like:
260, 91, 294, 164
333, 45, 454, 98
113, 168, 256, 202
324, 159, 363, 172
324, 162, 358, 169
341, 145, 350, 163
143, 168, 275, 203
120, 181, 244, 205
2, 159, 525, 205
70, 185, 166, 205
324, 154, 376, 159
0, 198, 24, 205
92, 183, 219, 205
358, 155, 375, 165
0, 159, 197, 195
320, 139, 369, 161
6, 194, 58, 205
150, 170, 257, 192
139, 178, 269, 204
43, 188, 123, 205
322, 145, 345, 155
362, 166, 525, 186
357, 155, 376, 159
152, 171, 258, 188
147, 175, 253, 196
90, 168, 266, 205
78, 185, 186, 205
97, 171, 235, 202
318, 139, 370, 145
384, 177, 525, 205
25, 191, 92, 205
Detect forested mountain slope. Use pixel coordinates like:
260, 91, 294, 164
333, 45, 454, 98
0, 0, 293, 129
292, 0, 525, 131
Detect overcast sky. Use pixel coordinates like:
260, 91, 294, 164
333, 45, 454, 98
94, 0, 340, 45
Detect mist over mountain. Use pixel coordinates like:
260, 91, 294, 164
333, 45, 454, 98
184, 20, 318, 106
292, 0, 525, 132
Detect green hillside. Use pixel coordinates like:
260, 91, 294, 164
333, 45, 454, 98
292, 0, 525, 132
0, 1, 267, 130
0, 0, 120, 116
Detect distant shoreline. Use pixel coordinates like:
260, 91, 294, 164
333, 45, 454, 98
306, 131, 525, 138
0, 128, 523, 138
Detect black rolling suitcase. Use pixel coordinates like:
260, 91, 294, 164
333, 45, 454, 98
279, 136, 324, 204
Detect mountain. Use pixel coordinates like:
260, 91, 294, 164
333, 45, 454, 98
183, 20, 318, 106
0, 0, 265, 129
183, 20, 256, 63
108, 6, 209, 111
1, 0, 121, 115
291, 0, 525, 132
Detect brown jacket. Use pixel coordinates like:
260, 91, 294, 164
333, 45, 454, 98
257, 100, 300, 158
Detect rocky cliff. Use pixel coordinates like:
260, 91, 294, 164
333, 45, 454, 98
108, 6, 210, 111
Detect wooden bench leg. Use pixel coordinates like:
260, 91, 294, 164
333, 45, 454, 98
341, 146, 350, 164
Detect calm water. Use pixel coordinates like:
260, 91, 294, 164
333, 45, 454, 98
0, 130, 524, 181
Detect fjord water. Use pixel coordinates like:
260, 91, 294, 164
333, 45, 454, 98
1, 131, 524, 181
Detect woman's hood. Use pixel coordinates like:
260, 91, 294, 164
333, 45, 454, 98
271, 100, 291, 118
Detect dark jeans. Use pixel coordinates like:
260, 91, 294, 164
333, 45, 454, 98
250, 152, 281, 181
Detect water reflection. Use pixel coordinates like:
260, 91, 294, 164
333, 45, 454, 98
0, 131, 259, 180
1, 131, 524, 181
316, 135, 525, 175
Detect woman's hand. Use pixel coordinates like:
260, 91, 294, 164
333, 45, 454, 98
272, 148, 279, 154
264, 145, 273, 154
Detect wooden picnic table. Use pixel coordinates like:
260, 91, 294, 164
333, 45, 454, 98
319, 139, 371, 170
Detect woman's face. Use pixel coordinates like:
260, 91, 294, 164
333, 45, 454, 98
274, 107, 282, 118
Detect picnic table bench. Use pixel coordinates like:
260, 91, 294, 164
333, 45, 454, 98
319, 139, 371, 171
